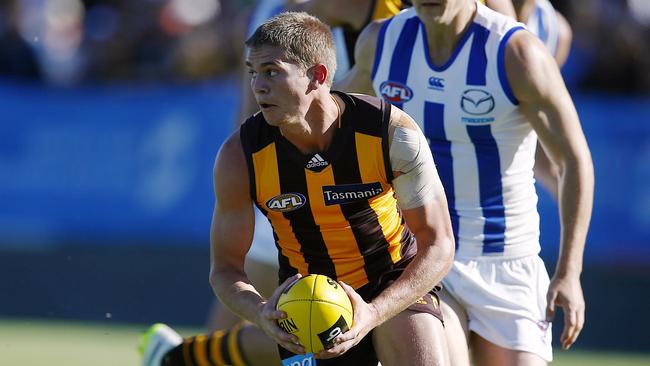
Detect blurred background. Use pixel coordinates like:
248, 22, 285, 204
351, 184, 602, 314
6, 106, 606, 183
0, 0, 648, 364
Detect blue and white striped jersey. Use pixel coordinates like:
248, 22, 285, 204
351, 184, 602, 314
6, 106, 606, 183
371, 3, 540, 259
526, 0, 560, 56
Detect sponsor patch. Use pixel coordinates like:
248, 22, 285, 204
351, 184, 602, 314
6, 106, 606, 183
278, 317, 299, 334
322, 182, 383, 206
379, 81, 413, 103
266, 193, 306, 212
460, 89, 495, 115
281, 353, 316, 366
428, 76, 445, 90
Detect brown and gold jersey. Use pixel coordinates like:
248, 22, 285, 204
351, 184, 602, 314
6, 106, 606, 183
240, 92, 416, 289
371, 0, 409, 21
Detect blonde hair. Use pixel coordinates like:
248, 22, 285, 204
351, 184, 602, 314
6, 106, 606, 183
246, 12, 337, 85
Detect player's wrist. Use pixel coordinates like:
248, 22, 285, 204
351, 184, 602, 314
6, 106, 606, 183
252, 300, 270, 326
552, 270, 582, 283
365, 301, 383, 328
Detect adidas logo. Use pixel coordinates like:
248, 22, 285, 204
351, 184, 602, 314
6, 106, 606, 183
306, 154, 329, 169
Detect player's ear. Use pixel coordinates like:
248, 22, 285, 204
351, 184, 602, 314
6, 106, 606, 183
308, 64, 328, 86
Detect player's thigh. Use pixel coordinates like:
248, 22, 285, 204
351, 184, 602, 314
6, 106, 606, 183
471, 332, 547, 366
373, 310, 449, 366
439, 287, 470, 366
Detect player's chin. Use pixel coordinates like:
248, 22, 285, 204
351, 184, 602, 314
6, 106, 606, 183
260, 109, 283, 126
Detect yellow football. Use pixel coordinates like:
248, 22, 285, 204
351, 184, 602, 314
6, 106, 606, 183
276, 274, 354, 354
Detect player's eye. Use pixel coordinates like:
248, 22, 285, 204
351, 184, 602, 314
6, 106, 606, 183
267, 69, 278, 77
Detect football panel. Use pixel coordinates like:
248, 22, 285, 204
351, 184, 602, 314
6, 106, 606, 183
309, 300, 353, 353
277, 274, 317, 308
276, 299, 314, 352
311, 275, 353, 314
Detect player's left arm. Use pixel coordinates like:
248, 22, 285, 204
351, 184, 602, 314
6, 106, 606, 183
506, 30, 594, 350
317, 106, 454, 359
369, 106, 455, 323
531, 9, 574, 199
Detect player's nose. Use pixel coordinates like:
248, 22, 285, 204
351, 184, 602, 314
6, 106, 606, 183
252, 75, 269, 95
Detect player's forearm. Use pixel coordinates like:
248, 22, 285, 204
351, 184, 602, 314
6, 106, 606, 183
210, 267, 266, 324
555, 152, 594, 278
369, 233, 453, 326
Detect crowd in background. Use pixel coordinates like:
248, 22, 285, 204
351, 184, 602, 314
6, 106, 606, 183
0, 0, 649, 93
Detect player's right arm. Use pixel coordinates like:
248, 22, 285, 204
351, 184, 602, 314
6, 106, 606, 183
531, 9, 574, 198
318, 107, 455, 359
333, 19, 384, 95
209, 131, 304, 354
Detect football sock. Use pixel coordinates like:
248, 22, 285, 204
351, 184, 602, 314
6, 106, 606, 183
162, 322, 248, 366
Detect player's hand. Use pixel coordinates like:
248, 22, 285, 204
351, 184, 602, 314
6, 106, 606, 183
546, 274, 585, 350
255, 274, 305, 355
315, 281, 378, 359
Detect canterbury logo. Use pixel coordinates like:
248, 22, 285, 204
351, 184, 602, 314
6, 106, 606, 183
306, 154, 329, 170
265, 193, 306, 212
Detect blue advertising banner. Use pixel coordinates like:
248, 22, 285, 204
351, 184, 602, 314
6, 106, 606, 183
0, 80, 648, 263
0, 79, 237, 247
538, 94, 650, 265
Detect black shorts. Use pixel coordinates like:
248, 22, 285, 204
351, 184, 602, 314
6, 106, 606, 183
278, 259, 443, 366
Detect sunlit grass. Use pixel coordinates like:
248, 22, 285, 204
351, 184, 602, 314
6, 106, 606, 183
0, 318, 648, 366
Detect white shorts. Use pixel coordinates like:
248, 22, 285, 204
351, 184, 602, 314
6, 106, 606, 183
442, 254, 553, 362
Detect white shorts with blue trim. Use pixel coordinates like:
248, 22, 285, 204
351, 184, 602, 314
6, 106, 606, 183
442, 254, 553, 362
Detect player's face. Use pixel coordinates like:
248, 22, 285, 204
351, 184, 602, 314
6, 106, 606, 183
246, 45, 311, 127
412, 0, 461, 22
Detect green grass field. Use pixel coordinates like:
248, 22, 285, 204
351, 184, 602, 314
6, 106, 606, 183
0, 318, 648, 366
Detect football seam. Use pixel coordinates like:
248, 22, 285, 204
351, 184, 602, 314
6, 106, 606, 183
278, 299, 353, 316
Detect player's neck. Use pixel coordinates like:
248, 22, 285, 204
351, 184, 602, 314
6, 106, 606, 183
514, 0, 536, 24
279, 93, 342, 154
423, 2, 476, 67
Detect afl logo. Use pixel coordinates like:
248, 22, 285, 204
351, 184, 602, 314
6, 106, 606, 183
379, 81, 413, 103
265, 193, 306, 212
460, 89, 495, 115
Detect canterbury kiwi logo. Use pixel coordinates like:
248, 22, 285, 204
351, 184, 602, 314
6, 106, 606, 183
265, 193, 306, 212
460, 89, 495, 115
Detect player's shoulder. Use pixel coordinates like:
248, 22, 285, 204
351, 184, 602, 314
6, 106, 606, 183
216, 130, 244, 166
474, 1, 525, 37
344, 91, 383, 110
506, 27, 552, 68
239, 112, 270, 147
